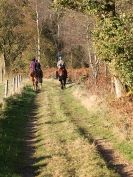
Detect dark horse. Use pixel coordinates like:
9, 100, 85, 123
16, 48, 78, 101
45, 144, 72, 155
30, 69, 43, 91
57, 67, 67, 89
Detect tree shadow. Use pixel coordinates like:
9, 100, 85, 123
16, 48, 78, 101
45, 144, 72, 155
33, 155, 52, 176
45, 120, 66, 125
0, 87, 37, 176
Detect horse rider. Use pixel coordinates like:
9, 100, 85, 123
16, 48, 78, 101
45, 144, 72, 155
35, 59, 41, 71
57, 56, 65, 69
56, 57, 65, 77
29, 58, 36, 79
57, 57, 67, 78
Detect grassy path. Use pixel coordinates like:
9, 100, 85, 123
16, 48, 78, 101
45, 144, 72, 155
33, 81, 119, 177
1, 80, 133, 177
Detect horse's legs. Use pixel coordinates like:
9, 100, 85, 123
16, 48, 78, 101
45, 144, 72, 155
60, 80, 63, 89
33, 82, 35, 90
64, 78, 66, 87
35, 80, 38, 91
40, 82, 42, 89
39, 78, 42, 90
32, 78, 35, 90
61, 84, 63, 89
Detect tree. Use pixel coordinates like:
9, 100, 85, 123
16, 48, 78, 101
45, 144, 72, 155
40, 18, 59, 67
54, 0, 133, 96
0, 0, 36, 74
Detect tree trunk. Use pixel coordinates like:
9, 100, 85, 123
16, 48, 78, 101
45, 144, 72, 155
0, 55, 6, 82
70, 50, 73, 67
113, 76, 125, 98
105, 63, 108, 77
36, 0, 41, 62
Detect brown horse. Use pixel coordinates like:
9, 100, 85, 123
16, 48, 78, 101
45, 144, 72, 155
57, 67, 67, 89
30, 71, 38, 91
30, 69, 43, 91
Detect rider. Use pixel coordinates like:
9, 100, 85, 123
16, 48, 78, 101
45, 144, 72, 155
57, 56, 65, 69
35, 59, 41, 71
29, 58, 36, 78
57, 57, 67, 79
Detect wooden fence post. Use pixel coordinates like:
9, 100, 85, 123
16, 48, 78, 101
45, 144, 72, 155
13, 77, 16, 94
5, 80, 9, 97
21, 75, 22, 82
16, 75, 18, 89
18, 75, 21, 92
1, 68, 4, 83
19, 75, 22, 85
3, 74, 24, 99
19, 75, 20, 83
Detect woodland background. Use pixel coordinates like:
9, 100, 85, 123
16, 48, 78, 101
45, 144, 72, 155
0, 0, 133, 98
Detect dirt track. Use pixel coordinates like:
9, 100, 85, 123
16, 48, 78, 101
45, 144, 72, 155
22, 80, 133, 177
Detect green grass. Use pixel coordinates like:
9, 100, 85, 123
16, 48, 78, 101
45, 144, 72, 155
33, 81, 119, 177
63, 85, 133, 163
0, 87, 36, 177
1, 80, 131, 177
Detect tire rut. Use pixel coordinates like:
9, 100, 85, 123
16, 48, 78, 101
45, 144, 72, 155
95, 139, 133, 177
61, 100, 133, 177
78, 126, 133, 177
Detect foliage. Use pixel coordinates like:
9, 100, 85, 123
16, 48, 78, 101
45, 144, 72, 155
0, 0, 36, 73
70, 45, 86, 68
54, 0, 133, 89
0, 1, 25, 70
40, 19, 57, 67
53, 0, 115, 15
94, 16, 133, 87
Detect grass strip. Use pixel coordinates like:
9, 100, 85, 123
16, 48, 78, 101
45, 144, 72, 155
34, 81, 119, 177
0, 87, 36, 177
63, 85, 133, 163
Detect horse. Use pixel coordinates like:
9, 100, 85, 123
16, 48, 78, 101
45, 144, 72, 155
57, 67, 67, 89
35, 69, 43, 90
30, 71, 38, 91
30, 69, 43, 91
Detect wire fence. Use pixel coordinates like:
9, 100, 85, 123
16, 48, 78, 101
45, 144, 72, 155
0, 68, 27, 105
4, 75, 23, 97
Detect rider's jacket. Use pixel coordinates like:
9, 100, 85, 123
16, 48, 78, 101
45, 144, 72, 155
30, 61, 36, 72
57, 60, 65, 69
35, 62, 41, 71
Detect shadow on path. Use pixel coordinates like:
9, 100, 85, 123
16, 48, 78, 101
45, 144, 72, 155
0, 87, 36, 177
78, 127, 133, 177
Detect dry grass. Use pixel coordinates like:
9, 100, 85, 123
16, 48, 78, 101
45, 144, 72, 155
70, 83, 133, 163
109, 94, 133, 141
